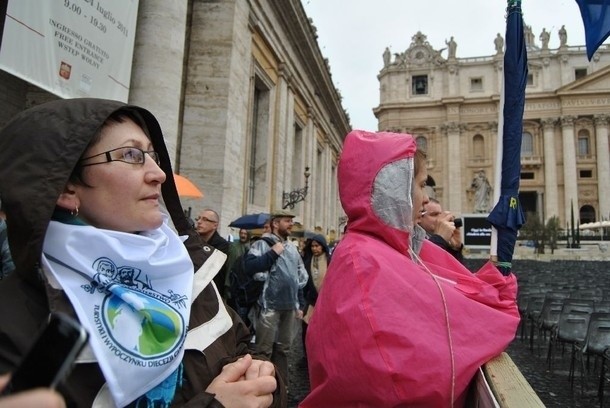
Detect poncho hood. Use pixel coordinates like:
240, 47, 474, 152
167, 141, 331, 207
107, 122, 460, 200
339, 130, 417, 256
0, 98, 189, 284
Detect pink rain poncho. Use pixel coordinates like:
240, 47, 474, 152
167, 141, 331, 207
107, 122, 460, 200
300, 130, 519, 407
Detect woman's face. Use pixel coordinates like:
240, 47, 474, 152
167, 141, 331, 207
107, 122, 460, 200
411, 160, 429, 225
310, 240, 324, 256
69, 118, 166, 232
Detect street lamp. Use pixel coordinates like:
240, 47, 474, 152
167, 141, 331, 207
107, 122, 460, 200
282, 167, 311, 209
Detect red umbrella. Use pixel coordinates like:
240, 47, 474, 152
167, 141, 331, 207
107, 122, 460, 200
173, 173, 204, 198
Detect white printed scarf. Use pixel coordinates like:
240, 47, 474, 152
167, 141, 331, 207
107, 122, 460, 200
42, 218, 194, 407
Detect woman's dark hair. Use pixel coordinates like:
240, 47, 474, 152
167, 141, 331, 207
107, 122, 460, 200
69, 109, 151, 186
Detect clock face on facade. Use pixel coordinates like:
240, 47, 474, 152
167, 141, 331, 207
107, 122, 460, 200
410, 47, 428, 64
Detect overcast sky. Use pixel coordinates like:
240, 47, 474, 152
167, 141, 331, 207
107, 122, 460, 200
302, 0, 599, 132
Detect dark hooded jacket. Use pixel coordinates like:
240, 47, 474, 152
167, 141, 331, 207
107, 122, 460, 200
301, 234, 330, 308
0, 99, 286, 407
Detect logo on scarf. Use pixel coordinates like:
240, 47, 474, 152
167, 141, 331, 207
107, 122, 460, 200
83, 257, 188, 363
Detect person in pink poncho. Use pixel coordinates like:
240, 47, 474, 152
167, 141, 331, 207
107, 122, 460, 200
300, 130, 520, 407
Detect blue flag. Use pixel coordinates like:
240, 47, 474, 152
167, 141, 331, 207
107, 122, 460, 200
576, 0, 610, 60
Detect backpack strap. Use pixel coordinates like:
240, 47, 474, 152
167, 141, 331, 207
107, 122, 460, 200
259, 237, 279, 270
259, 236, 276, 248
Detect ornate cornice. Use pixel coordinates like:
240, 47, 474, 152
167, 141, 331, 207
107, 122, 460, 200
594, 114, 609, 127
541, 117, 557, 130
561, 115, 576, 127
441, 121, 461, 134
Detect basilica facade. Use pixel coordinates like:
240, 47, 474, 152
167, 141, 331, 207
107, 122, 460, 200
375, 29, 610, 226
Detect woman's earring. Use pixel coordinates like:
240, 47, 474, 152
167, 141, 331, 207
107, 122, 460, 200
70, 206, 79, 217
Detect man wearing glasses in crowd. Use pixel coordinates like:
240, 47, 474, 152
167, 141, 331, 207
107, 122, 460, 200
196, 209, 230, 294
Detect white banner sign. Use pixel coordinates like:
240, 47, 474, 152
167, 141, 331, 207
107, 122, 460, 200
0, 0, 139, 102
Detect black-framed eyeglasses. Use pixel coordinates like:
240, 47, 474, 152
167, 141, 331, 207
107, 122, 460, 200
79, 147, 160, 167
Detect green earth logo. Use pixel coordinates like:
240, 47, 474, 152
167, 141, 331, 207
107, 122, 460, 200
102, 287, 184, 359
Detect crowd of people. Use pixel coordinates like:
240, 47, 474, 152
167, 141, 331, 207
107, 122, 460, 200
0, 100, 519, 407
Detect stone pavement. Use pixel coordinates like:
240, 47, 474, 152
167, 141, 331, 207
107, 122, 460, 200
506, 333, 603, 408
285, 258, 610, 407
287, 330, 309, 408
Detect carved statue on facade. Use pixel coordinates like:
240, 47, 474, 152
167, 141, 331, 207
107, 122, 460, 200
471, 170, 492, 213
558, 25, 568, 47
524, 25, 535, 48
394, 51, 407, 68
383, 47, 391, 67
445, 36, 457, 59
494, 33, 504, 54
539, 28, 550, 50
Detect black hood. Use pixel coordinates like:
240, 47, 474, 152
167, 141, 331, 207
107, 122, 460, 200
0, 98, 189, 281
303, 233, 330, 258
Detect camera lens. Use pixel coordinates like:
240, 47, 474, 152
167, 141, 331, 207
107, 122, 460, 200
454, 218, 463, 228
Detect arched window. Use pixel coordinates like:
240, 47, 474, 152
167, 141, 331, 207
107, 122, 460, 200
580, 205, 595, 224
416, 136, 428, 152
521, 132, 533, 157
578, 129, 590, 156
473, 134, 484, 158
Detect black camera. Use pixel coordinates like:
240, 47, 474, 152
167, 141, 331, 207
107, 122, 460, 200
454, 218, 463, 228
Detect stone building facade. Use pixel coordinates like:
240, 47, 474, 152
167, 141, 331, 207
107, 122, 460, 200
0, 0, 350, 238
375, 29, 610, 226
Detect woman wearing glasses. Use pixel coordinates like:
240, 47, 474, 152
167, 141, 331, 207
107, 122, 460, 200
0, 98, 285, 407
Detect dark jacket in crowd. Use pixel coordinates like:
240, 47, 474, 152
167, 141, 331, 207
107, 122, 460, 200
301, 234, 331, 308
428, 233, 465, 265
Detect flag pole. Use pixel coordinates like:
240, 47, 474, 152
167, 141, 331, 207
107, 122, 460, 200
490, 54, 505, 263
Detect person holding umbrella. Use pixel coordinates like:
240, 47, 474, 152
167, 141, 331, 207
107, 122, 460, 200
225, 228, 251, 309
245, 210, 308, 390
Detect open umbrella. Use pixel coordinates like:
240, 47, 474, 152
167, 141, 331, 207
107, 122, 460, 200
229, 213, 270, 229
173, 173, 204, 198
487, 0, 527, 276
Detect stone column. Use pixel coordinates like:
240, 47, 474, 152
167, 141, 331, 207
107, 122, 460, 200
541, 118, 559, 220
128, 1, 189, 163
275, 64, 291, 194
303, 106, 315, 228
561, 116, 578, 224
445, 122, 462, 212
595, 114, 610, 219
